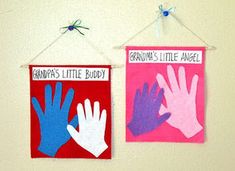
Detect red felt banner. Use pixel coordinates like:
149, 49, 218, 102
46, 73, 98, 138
30, 65, 111, 159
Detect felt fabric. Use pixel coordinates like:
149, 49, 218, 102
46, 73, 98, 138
126, 46, 205, 143
30, 65, 111, 159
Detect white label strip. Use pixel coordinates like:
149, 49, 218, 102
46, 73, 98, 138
128, 50, 202, 64
32, 67, 109, 81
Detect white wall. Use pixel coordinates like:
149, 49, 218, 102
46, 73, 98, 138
0, 0, 234, 170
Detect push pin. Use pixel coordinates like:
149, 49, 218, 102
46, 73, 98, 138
159, 4, 175, 17
61, 19, 89, 35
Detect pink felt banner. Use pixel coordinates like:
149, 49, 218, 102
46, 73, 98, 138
126, 46, 205, 143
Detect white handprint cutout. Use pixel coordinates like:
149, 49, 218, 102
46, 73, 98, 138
67, 99, 108, 157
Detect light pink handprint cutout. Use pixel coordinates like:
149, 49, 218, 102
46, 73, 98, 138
156, 65, 202, 138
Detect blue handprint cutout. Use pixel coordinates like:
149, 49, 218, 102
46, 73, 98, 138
127, 82, 171, 136
32, 82, 78, 157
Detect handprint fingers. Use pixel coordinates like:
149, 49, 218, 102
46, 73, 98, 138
156, 73, 173, 100
190, 74, 199, 98
167, 65, 180, 93
85, 99, 93, 120
94, 101, 100, 120
178, 66, 188, 93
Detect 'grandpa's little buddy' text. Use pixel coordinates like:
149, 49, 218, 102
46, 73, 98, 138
32, 67, 109, 81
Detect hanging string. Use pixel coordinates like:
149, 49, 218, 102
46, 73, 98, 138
82, 36, 112, 65
170, 14, 216, 50
20, 33, 64, 68
114, 4, 216, 50
20, 19, 124, 69
113, 12, 161, 49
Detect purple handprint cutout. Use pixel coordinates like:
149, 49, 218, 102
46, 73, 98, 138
127, 82, 171, 136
